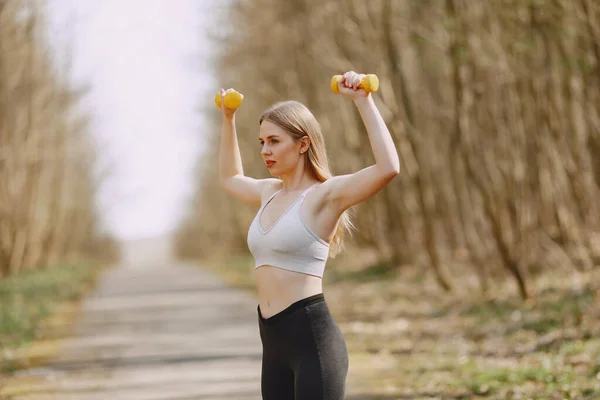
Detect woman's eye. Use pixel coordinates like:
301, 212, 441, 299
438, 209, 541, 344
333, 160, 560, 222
272, 140, 279, 144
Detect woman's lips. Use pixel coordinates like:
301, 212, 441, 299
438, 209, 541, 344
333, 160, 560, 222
266, 161, 276, 168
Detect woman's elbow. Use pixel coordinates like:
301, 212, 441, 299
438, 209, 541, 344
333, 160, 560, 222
219, 177, 232, 191
384, 163, 400, 179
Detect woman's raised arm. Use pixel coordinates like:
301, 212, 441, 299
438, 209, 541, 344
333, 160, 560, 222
322, 72, 400, 213
218, 88, 278, 207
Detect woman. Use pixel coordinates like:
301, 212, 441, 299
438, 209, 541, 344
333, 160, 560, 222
218, 71, 400, 400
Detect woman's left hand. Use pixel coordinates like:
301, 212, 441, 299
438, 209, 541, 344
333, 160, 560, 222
338, 71, 370, 100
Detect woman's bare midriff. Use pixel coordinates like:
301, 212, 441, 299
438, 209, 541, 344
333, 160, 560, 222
256, 265, 323, 318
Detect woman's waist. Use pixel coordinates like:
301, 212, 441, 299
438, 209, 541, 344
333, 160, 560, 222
255, 265, 323, 318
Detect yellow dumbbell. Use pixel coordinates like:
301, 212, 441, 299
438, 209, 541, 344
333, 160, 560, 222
214, 90, 244, 109
330, 74, 379, 94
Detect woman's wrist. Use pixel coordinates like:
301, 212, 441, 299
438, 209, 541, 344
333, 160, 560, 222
353, 94, 373, 108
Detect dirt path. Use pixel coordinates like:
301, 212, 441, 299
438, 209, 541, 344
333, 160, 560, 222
1, 262, 263, 400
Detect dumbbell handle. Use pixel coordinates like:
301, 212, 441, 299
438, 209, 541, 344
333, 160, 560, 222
214, 90, 244, 109
330, 74, 379, 94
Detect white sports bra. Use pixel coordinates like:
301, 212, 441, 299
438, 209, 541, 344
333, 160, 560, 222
247, 182, 330, 278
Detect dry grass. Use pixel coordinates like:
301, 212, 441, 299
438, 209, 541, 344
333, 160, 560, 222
328, 259, 600, 399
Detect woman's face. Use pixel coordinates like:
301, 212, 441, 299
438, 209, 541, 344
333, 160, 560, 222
259, 120, 306, 176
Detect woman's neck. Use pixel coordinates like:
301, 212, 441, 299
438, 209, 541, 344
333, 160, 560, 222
278, 175, 318, 193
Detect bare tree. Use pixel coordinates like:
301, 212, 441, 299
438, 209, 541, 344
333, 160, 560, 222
0, 0, 119, 277
175, 0, 600, 299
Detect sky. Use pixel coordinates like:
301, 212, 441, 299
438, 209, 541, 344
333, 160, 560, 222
46, 0, 222, 241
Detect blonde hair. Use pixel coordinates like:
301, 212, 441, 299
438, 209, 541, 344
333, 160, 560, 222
259, 100, 355, 258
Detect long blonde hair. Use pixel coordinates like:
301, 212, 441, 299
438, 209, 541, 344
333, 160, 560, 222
259, 100, 355, 258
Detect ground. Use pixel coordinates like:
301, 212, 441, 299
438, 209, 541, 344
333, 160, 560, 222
1, 241, 599, 399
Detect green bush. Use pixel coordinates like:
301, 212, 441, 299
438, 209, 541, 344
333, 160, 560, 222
0, 264, 101, 352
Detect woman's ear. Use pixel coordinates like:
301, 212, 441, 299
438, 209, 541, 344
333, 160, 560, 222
300, 136, 310, 154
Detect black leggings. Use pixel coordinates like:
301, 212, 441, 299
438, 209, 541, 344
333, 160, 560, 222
257, 293, 349, 399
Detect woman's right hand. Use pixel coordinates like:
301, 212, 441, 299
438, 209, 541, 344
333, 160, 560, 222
220, 88, 237, 119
